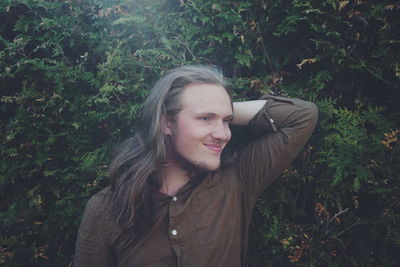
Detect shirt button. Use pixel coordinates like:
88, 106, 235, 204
172, 196, 177, 201
171, 229, 178, 236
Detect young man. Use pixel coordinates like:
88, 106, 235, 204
74, 65, 318, 266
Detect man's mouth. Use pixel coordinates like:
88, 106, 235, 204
204, 143, 223, 153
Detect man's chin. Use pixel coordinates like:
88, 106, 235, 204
193, 159, 221, 173
172, 150, 221, 174
179, 158, 220, 175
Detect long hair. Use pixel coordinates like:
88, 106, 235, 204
109, 65, 232, 232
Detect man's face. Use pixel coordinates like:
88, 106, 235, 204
165, 83, 233, 172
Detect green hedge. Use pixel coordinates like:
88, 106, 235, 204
1, 0, 399, 266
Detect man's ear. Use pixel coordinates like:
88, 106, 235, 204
161, 115, 172, 135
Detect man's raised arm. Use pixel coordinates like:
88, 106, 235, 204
232, 95, 318, 200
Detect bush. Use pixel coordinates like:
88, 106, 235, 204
1, 0, 399, 266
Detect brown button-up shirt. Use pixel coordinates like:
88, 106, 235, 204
74, 96, 318, 267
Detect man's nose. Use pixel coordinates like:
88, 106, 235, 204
211, 121, 231, 141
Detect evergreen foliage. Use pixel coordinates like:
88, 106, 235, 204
1, 0, 399, 266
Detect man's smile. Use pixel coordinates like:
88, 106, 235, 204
203, 143, 224, 153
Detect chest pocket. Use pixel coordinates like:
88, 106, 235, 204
191, 182, 235, 246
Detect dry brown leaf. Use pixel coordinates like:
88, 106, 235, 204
261, 2, 267, 10
348, 10, 361, 19
384, 4, 394, 10
315, 202, 331, 221
250, 79, 262, 88
280, 238, 290, 246
339, 1, 349, 11
352, 196, 359, 209
249, 20, 257, 31
296, 58, 317, 70
381, 129, 400, 149
240, 35, 245, 44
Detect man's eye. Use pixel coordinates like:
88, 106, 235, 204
200, 117, 210, 121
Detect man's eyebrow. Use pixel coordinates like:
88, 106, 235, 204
196, 112, 234, 118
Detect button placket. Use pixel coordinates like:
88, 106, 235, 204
169, 195, 181, 241
171, 229, 178, 236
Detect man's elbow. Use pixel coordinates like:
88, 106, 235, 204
308, 101, 319, 121
301, 101, 319, 128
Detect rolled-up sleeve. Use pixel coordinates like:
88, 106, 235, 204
236, 95, 318, 201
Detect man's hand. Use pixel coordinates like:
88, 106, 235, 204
231, 100, 266, 125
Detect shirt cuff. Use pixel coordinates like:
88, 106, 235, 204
248, 95, 295, 134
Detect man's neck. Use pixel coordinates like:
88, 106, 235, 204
160, 162, 191, 196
